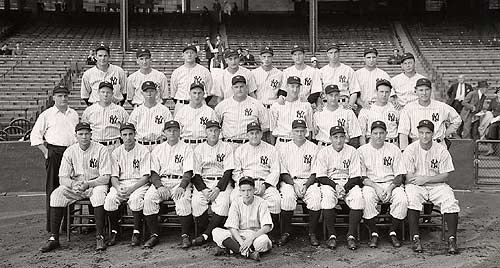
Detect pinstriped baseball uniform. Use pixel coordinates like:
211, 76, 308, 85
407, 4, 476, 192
127, 68, 169, 105
171, 64, 214, 100
252, 66, 283, 106
104, 142, 151, 212
81, 64, 127, 103
358, 103, 400, 139
174, 104, 216, 140
281, 65, 322, 102
313, 106, 362, 143
278, 140, 321, 211
270, 100, 314, 138
192, 141, 235, 217
313, 144, 364, 210
214, 66, 257, 99
358, 142, 407, 220
403, 141, 459, 214
143, 141, 194, 216
128, 103, 172, 149
51, 142, 111, 207
231, 141, 281, 214
355, 67, 392, 104
398, 100, 461, 141
391, 72, 426, 106
319, 63, 360, 97
81, 103, 129, 142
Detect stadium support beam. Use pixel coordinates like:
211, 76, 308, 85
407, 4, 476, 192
120, 0, 129, 53
309, 0, 318, 54
4, 0, 10, 11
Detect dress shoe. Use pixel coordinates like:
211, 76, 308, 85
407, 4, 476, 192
247, 251, 261, 261
95, 235, 107, 251
130, 233, 141, 246
40, 239, 60, 253
390, 234, 401, 248
308, 233, 319, 246
326, 236, 337, 249
191, 235, 206, 246
448, 236, 458, 254
181, 234, 191, 249
412, 236, 423, 253
144, 235, 159, 248
347, 236, 357, 250
369, 234, 379, 248
277, 233, 291, 246
107, 232, 118, 246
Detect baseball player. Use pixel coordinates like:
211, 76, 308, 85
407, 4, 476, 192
391, 52, 427, 108
313, 85, 362, 148
319, 43, 360, 109
252, 46, 283, 108
170, 44, 214, 114
212, 176, 273, 261
358, 79, 400, 146
174, 82, 216, 146
39, 122, 111, 252
313, 125, 365, 250
128, 81, 172, 152
81, 44, 127, 106
403, 120, 460, 254
398, 78, 462, 150
82, 81, 129, 153
104, 123, 151, 247
355, 47, 392, 111
31, 85, 79, 232
277, 119, 320, 246
213, 48, 257, 100
232, 122, 281, 240
270, 76, 313, 150
358, 121, 407, 249
142, 120, 195, 249
190, 120, 234, 246
214, 75, 269, 149
281, 45, 322, 102
127, 48, 169, 106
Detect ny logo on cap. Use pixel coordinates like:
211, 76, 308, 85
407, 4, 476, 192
133, 159, 140, 169
303, 154, 312, 164
343, 159, 350, 169
216, 153, 225, 162
109, 115, 119, 124
174, 154, 184, 164
199, 116, 209, 125
304, 77, 312, 86
296, 110, 305, 118
431, 113, 439, 122
89, 158, 98, 168
338, 75, 347, 83
430, 159, 439, 169
383, 156, 393, 166
155, 115, 164, 124
244, 108, 253, 116
337, 118, 346, 128
110, 77, 118, 85
388, 113, 396, 122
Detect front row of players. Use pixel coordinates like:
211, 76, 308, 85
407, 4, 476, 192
40, 117, 460, 259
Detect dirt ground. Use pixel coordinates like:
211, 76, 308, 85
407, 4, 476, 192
1, 191, 500, 268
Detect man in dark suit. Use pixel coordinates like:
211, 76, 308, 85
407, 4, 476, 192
240, 48, 256, 66
447, 75, 473, 137
461, 80, 489, 139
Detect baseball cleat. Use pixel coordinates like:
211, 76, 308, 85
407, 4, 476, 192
247, 251, 261, 261
95, 235, 107, 251
390, 234, 401, 248
277, 233, 291, 246
369, 234, 379, 248
130, 233, 141, 247
347, 236, 357, 250
448, 236, 458, 255
40, 239, 60, 253
412, 236, 423, 253
144, 235, 159, 248
181, 234, 191, 249
107, 232, 118, 246
308, 233, 319, 246
326, 236, 337, 249
191, 235, 206, 246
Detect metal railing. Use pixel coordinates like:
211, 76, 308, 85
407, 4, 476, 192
474, 140, 500, 185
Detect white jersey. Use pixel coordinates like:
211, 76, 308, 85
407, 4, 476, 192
30, 105, 79, 147
313, 144, 362, 180
319, 63, 360, 97
194, 141, 235, 177
81, 64, 127, 103
398, 100, 461, 140
355, 67, 392, 104
111, 142, 151, 187
270, 100, 313, 137
151, 141, 194, 177
391, 72, 426, 106
358, 103, 400, 139
402, 141, 454, 181
233, 141, 280, 187
81, 103, 129, 141
174, 104, 216, 139
278, 140, 318, 178
59, 141, 111, 184
215, 66, 257, 99
281, 65, 322, 102
170, 64, 214, 100
128, 103, 172, 142
358, 142, 405, 183
214, 97, 269, 139
127, 68, 169, 105
313, 106, 362, 142
252, 66, 283, 106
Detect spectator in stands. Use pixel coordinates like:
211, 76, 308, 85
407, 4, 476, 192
0, 43, 12, 55
210, 49, 226, 69
215, 34, 226, 52
461, 80, 488, 139
213, 0, 222, 23
204, 37, 215, 68
447, 75, 473, 137
387, 48, 401, 65
86, 50, 97, 65
483, 88, 500, 155
13, 43, 24, 56
310, 57, 320, 69
240, 48, 256, 66
391, 52, 426, 109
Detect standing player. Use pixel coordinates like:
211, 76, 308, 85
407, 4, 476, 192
314, 85, 362, 148
403, 120, 460, 254
391, 53, 426, 108
358, 79, 400, 145
319, 43, 360, 109
127, 48, 169, 106
104, 123, 150, 247
39, 122, 111, 252
281, 45, 322, 102
174, 83, 216, 146
128, 81, 172, 152
31, 85, 79, 232
358, 121, 407, 249
81, 45, 127, 106
398, 78, 461, 150
355, 47, 391, 110
191, 120, 234, 246
214, 48, 257, 100
170, 44, 213, 114
252, 46, 283, 108
82, 81, 129, 153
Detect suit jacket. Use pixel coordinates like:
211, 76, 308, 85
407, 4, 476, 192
460, 89, 487, 120
446, 82, 473, 105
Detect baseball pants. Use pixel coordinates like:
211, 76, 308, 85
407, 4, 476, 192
192, 179, 233, 217
44, 144, 67, 231
231, 181, 281, 214
104, 183, 149, 212
212, 228, 272, 254
362, 181, 408, 220
50, 185, 108, 207
143, 179, 192, 216
405, 184, 460, 214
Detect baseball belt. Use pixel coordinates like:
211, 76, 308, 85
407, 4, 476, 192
318, 141, 332, 146
183, 138, 207, 144
204, 176, 222, 181
222, 138, 249, 144
138, 139, 165, 145
96, 139, 119, 146
161, 174, 182, 180
433, 138, 443, 143
175, 99, 190, 104
278, 137, 292, 143
385, 137, 399, 143
293, 177, 309, 180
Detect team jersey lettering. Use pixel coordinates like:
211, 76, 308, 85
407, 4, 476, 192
155, 115, 164, 124
133, 159, 140, 169
303, 154, 312, 164
89, 158, 98, 168
199, 116, 209, 125
432, 113, 440, 122
304, 77, 312, 86
270, 79, 279, 88
430, 159, 439, 169
337, 118, 346, 128
109, 114, 118, 124
193, 75, 203, 85
216, 153, 225, 162
383, 156, 393, 166
296, 110, 305, 118
109, 76, 118, 85
174, 154, 184, 163
339, 75, 347, 83
260, 155, 269, 166
244, 108, 253, 116
388, 112, 396, 122
343, 159, 350, 169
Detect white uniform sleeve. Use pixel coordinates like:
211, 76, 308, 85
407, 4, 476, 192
349, 149, 363, 178
264, 147, 280, 187
140, 149, 152, 177
348, 110, 362, 138
160, 73, 169, 100
30, 112, 46, 146
398, 107, 411, 135
81, 72, 91, 99
311, 68, 322, 94
182, 145, 195, 173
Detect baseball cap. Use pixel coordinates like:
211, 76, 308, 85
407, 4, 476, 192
307, 92, 321, 104
232, 75, 246, 85
326, 43, 340, 52
205, 120, 221, 129
478, 80, 489, 88
415, 78, 432, 88
291, 45, 305, 54
136, 48, 151, 58
224, 48, 239, 58
141, 81, 156, 91
260, 46, 274, 55
400, 52, 415, 63
190, 82, 205, 91
417, 119, 434, 132
330, 126, 346, 136
325, 84, 340, 94
120, 122, 136, 132
239, 176, 255, 187
75, 122, 91, 132
376, 79, 392, 89
183, 44, 197, 53
53, 85, 70, 95
95, 44, 110, 54
292, 119, 307, 129
371, 121, 387, 132
99, 81, 113, 90
363, 47, 378, 56
247, 121, 262, 132
277, 89, 287, 98
287, 76, 301, 85
311, 56, 318, 63
164, 120, 180, 130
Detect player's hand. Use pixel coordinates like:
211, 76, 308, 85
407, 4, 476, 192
240, 236, 254, 254
172, 187, 185, 200
375, 185, 387, 201
157, 186, 171, 200
382, 187, 392, 203
201, 188, 211, 199
79, 181, 90, 192
408, 176, 428, 186
117, 186, 128, 198
208, 187, 220, 202
254, 183, 266, 196
336, 183, 346, 199
72, 181, 83, 192
293, 183, 303, 198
